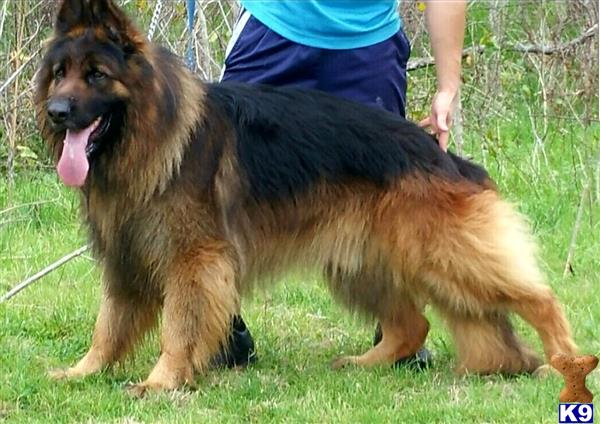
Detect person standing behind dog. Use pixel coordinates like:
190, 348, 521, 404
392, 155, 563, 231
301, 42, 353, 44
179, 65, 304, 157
215, 0, 467, 367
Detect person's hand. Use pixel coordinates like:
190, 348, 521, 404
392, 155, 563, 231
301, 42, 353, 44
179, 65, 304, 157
418, 89, 458, 152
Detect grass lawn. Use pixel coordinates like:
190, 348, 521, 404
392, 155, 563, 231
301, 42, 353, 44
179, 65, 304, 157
1, 122, 599, 423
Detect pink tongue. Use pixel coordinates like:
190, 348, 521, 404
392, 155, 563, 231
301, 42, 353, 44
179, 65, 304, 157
57, 126, 94, 187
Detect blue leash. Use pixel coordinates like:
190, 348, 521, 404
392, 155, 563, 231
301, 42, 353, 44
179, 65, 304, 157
185, 0, 196, 71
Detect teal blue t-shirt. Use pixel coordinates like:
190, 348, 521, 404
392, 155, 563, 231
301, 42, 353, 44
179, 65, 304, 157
239, 1, 401, 50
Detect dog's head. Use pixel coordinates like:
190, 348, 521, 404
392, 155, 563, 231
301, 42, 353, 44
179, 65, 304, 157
35, 0, 149, 187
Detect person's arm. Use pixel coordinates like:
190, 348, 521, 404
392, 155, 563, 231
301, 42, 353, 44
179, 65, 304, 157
418, 0, 466, 151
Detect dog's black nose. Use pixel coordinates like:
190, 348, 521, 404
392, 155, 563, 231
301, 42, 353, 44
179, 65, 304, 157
47, 98, 72, 124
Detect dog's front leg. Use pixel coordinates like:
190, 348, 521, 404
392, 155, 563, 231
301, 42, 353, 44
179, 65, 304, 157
128, 244, 239, 396
50, 289, 160, 380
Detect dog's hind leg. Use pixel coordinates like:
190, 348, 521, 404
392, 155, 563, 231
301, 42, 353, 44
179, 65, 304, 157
331, 297, 429, 369
508, 287, 577, 362
439, 309, 541, 374
128, 242, 239, 396
420, 191, 576, 374
50, 289, 160, 380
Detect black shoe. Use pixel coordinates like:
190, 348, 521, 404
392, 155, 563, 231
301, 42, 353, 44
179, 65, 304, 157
211, 315, 257, 368
373, 323, 432, 370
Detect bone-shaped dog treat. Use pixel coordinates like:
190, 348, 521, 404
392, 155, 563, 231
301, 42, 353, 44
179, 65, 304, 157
551, 353, 598, 403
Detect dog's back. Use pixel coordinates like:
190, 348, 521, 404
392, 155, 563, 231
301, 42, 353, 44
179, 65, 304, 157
206, 82, 493, 200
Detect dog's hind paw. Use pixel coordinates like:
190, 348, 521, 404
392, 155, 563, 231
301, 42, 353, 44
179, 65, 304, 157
331, 356, 357, 370
48, 368, 71, 380
125, 379, 197, 398
533, 364, 559, 379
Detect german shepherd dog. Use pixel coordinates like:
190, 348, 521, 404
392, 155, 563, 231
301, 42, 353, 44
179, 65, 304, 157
36, 0, 576, 395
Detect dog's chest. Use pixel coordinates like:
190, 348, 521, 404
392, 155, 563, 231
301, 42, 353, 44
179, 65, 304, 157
85, 196, 173, 291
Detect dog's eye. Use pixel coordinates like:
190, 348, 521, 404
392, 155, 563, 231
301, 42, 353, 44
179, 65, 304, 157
89, 70, 106, 82
54, 68, 65, 81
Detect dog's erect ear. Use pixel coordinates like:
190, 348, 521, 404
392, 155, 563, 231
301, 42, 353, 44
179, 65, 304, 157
55, 0, 145, 53
90, 0, 145, 53
55, 0, 87, 34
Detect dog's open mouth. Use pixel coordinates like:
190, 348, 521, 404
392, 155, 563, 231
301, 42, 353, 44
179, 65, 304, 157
86, 114, 111, 156
56, 115, 110, 187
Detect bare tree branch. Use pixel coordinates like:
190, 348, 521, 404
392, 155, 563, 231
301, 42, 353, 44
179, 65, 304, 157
407, 24, 597, 71
513, 23, 597, 54
0, 52, 38, 95
408, 45, 485, 71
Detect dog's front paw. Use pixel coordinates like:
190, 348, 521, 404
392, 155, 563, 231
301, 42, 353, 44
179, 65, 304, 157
48, 366, 89, 380
48, 360, 106, 380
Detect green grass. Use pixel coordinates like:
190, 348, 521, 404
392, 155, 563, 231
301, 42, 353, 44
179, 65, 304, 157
1, 121, 599, 423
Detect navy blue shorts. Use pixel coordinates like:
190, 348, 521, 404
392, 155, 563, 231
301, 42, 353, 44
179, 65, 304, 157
221, 11, 411, 117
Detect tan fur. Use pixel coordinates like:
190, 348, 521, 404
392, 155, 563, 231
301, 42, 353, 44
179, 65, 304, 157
442, 311, 541, 374
38, 0, 577, 395
51, 169, 578, 393
84, 62, 204, 254
332, 297, 429, 369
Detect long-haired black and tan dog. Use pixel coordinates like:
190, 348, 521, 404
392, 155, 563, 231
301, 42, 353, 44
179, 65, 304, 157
35, 0, 576, 394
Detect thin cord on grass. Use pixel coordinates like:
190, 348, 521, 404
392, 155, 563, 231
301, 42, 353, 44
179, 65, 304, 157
0, 245, 89, 304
